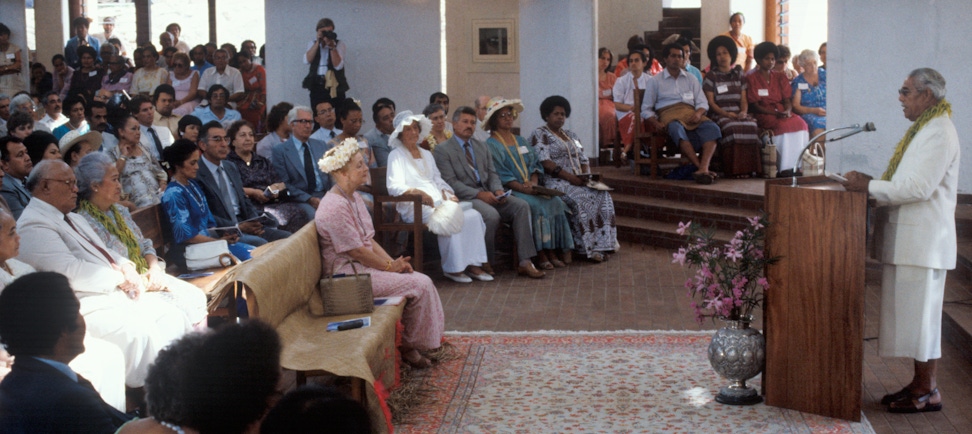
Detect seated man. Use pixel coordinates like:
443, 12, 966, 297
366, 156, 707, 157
131, 96, 174, 162
271, 106, 331, 220
612, 49, 651, 164
433, 107, 542, 278
16, 160, 191, 391
642, 43, 722, 184
0, 136, 33, 219
0, 272, 133, 432
362, 98, 395, 167
195, 121, 290, 245
152, 84, 182, 139
35, 91, 67, 133
309, 100, 341, 142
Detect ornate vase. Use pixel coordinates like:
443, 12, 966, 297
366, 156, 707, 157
707, 315, 765, 405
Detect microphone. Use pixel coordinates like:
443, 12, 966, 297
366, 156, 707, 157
790, 122, 877, 186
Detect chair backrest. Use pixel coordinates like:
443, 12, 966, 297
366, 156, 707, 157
229, 222, 323, 327
633, 88, 647, 137
131, 204, 166, 256
370, 166, 388, 196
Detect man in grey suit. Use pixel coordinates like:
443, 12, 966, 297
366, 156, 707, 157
271, 106, 332, 220
0, 136, 33, 219
433, 107, 543, 278
195, 122, 290, 245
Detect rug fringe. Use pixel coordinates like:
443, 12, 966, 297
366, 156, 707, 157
387, 341, 463, 425
445, 329, 716, 336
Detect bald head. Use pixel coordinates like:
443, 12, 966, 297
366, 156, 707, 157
26, 160, 78, 214
474, 95, 491, 121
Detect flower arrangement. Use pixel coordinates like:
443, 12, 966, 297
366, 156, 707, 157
317, 137, 360, 173
673, 215, 778, 324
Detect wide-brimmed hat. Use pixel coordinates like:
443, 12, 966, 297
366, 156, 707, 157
387, 111, 432, 149
103, 16, 116, 25
480, 97, 524, 131
59, 129, 102, 155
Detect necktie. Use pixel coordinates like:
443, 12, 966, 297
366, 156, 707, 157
464, 143, 482, 184
302, 143, 317, 191
329, 130, 335, 139
64, 215, 116, 265
215, 167, 236, 222
148, 127, 164, 159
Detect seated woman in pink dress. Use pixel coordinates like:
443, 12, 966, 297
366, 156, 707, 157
745, 41, 808, 176
168, 52, 200, 116
315, 138, 444, 369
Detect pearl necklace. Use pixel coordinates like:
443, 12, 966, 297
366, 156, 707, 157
159, 420, 186, 434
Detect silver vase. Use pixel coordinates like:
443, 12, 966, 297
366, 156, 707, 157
708, 316, 765, 405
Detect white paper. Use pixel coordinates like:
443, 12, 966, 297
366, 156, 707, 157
518, 146, 529, 154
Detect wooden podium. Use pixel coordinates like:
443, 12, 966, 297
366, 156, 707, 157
762, 176, 867, 421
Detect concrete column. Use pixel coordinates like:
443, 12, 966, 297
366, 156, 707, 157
519, 0, 597, 157
31, 0, 69, 70
0, 0, 30, 92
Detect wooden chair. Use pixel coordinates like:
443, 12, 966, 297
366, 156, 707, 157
131, 204, 166, 257
631, 89, 681, 178
370, 167, 427, 272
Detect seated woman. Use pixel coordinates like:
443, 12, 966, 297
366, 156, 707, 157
235, 50, 266, 131
99, 54, 132, 96
745, 42, 808, 176
130, 45, 170, 96
75, 152, 208, 326
66, 46, 103, 102
191, 84, 242, 129
774, 45, 799, 80
0, 208, 127, 411
51, 95, 88, 141
328, 99, 373, 209
256, 102, 294, 160
168, 53, 200, 116
226, 120, 310, 234
612, 51, 651, 164
791, 49, 827, 140
597, 47, 617, 149
530, 96, 617, 263
176, 114, 202, 143
23, 131, 62, 166
419, 103, 452, 152
386, 111, 491, 283
160, 140, 256, 267
316, 138, 444, 367
5, 111, 33, 140
106, 115, 167, 208
702, 36, 761, 161
485, 97, 574, 271
59, 129, 100, 168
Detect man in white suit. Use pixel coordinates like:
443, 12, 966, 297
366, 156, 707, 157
844, 68, 958, 413
16, 160, 191, 390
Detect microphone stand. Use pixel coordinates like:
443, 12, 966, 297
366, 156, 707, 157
790, 123, 871, 187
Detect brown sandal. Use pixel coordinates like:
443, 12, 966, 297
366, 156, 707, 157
888, 388, 942, 413
403, 349, 432, 369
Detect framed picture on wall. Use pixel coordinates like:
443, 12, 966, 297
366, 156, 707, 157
473, 19, 516, 63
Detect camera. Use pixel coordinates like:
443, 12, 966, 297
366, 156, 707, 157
319, 30, 338, 41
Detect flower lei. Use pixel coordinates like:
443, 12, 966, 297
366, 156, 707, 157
881, 98, 952, 181
317, 137, 360, 173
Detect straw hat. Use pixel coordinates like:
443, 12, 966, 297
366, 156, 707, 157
480, 97, 524, 131
59, 129, 103, 156
387, 110, 432, 149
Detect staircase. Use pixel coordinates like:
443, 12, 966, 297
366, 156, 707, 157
646, 8, 702, 69
945, 203, 972, 363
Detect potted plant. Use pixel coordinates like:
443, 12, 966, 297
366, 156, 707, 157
673, 215, 778, 405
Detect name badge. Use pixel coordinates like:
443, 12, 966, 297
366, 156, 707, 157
5, 53, 14, 60
88, 70, 98, 77
600, 89, 612, 97
248, 76, 258, 85
758, 88, 769, 97
681, 92, 694, 102
120, 77, 129, 83
518, 146, 529, 155
798, 83, 809, 90
572, 139, 583, 149
716, 84, 728, 94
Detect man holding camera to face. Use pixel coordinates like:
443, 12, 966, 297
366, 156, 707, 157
302, 18, 349, 113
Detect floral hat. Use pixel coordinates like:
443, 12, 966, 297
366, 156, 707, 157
318, 137, 361, 173
480, 97, 524, 131
387, 110, 432, 149
59, 129, 103, 156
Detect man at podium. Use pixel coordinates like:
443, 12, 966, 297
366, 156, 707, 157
843, 68, 958, 414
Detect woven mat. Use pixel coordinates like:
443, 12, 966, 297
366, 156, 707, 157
394, 331, 875, 434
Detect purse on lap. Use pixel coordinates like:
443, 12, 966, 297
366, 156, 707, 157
319, 259, 375, 317
184, 240, 235, 271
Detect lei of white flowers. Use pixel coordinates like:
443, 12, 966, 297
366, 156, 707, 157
317, 138, 360, 173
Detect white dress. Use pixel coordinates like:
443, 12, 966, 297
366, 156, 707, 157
0, 259, 127, 411
386, 147, 488, 274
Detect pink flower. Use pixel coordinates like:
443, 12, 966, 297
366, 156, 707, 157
747, 216, 764, 229
725, 248, 742, 262
677, 221, 692, 235
672, 248, 687, 265
757, 277, 769, 289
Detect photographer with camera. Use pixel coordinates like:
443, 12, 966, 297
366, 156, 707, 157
302, 18, 348, 113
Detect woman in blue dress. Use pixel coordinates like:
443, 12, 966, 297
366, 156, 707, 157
160, 139, 255, 270
483, 97, 573, 272
791, 49, 827, 139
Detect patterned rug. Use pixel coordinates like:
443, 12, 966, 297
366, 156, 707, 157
394, 331, 875, 434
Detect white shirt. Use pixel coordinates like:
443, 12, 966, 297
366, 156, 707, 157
36, 114, 69, 133
612, 72, 652, 120
197, 65, 245, 96
473, 119, 490, 144
310, 126, 342, 143
139, 124, 174, 161
303, 40, 347, 74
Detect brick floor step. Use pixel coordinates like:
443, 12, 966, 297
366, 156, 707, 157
596, 167, 765, 212
944, 275, 972, 364
612, 192, 756, 232
615, 215, 735, 251
956, 204, 972, 238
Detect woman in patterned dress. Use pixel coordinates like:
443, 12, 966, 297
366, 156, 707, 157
530, 95, 617, 263
316, 138, 444, 368
107, 115, 167, 208
791, 49, 827, 140
130, 45, 170, 97
702, 36, 761, 153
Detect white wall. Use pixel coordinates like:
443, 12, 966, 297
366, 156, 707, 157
786, 0, 827, 56
519, 0, 597, 157
828, 0, 972, 193
597, 0, 662, 60
264, 0, 441, 122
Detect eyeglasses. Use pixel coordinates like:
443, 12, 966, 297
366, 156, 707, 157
898, 87, 918, 97
172, 63, 186, 68
497, 111, 516, 119
292, 119, 314, 125
46, 99, 61, 105
43, 178, 77, 187
207, 135, 230, 142
317, 108, 335, 114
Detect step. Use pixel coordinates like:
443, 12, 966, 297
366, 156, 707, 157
956, 203, 972, 238
600, 173, 766, 212
616, 215, 735, 251
943, 276, 972, 365
612, 193, 755, 232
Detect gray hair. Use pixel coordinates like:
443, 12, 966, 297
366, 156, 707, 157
795, 49, 818, 69
287, 106, 312, 124
0, 93, 8, 102
9, 94, 33, 115
422, 103, 444, 117
25, 160, 65, 193
452, 106, 477, 123
74, 152, 116, 201
473, 95, 490, 109
909, 68, 946, 100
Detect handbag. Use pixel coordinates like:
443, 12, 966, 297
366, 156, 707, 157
428, 189, 465, 236
801, 142, 825, 176
184, 240, 235, 271
319, 259, 374, 317
760, 132, 778, 179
